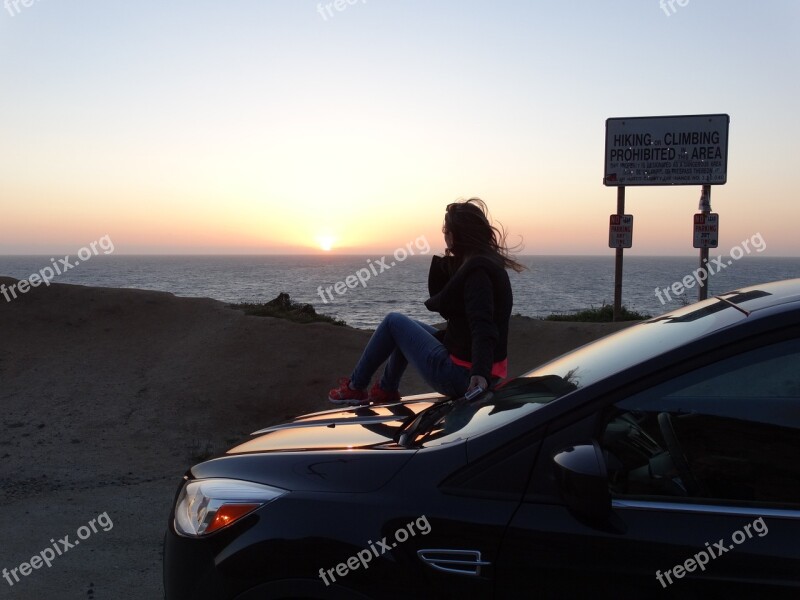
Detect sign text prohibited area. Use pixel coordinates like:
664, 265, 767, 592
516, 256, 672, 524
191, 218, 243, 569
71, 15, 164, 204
604, 114, 729, 186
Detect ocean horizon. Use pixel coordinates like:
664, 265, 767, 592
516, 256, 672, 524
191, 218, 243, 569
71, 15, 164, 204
2, 254, 798, 329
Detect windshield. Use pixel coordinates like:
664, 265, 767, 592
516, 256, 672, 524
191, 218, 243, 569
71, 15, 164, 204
520, 290, 767, 391
406, 375, 573, 447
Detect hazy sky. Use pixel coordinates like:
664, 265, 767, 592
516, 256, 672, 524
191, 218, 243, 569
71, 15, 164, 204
2, 1, 799, 255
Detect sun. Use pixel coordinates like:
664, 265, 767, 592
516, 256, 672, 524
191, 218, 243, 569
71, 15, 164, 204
317, 235, 336, 252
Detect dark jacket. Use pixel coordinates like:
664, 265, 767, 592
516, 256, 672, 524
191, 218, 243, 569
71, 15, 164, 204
424, 254, 513, 382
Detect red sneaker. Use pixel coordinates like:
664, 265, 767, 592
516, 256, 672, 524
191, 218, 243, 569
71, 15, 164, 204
368, 383, 401, 404
328, 378, 368, 406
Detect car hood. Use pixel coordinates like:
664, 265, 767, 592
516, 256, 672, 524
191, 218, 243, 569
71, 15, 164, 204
188, 397, 441, 492
231, 397, 439, 453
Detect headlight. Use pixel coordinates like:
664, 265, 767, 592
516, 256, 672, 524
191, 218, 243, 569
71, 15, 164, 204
174, 478, 287, 537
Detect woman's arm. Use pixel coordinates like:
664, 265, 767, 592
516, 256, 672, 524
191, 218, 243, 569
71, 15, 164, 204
462, 268, 498, 386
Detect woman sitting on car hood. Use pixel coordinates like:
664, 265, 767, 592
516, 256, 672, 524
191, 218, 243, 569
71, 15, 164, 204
328, 198, 526, 406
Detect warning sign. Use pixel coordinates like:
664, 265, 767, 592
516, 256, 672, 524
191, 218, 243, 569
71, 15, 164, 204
693, 213, 719, 248
604, 114, 729, 186
609, 214, 633, 249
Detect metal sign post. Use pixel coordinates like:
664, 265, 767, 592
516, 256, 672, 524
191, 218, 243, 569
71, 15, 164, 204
609, 207, 632, 320
694, 185, 717, 301
613, 187, 626, 320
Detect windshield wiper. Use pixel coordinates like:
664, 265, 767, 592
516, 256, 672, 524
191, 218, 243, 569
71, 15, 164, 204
397, 399, 458, 447
713, 295, 751, 317
397, 392, 488, 447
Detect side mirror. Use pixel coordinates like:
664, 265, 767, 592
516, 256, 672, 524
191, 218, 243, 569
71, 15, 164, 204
553, 441, 611, 524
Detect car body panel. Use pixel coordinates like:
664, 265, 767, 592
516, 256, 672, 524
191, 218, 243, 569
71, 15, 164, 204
165, 280, 800, 599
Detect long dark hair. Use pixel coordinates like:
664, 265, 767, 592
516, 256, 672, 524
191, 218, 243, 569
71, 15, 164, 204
443, 198, 526, 273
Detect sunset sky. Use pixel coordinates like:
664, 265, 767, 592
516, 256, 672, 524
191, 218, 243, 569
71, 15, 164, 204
1, 1, 799, 256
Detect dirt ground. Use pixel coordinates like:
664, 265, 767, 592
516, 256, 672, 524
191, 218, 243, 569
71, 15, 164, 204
0, 276, 632, 599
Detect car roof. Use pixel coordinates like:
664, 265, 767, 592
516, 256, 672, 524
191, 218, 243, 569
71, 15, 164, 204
520, 278, 800, 390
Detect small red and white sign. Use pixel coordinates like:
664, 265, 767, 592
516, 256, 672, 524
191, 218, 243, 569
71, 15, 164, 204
693, 213, 719, 248
609, 214, 633, 248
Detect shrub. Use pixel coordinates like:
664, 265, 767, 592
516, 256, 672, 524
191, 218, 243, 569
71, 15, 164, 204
232, 293, 347, 326
544, 303, 649, 322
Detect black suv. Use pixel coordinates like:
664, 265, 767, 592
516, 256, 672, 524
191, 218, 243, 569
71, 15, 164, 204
164, 280, 800, 599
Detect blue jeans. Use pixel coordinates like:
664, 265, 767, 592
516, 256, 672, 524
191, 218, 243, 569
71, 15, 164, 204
350, 312, 471, 398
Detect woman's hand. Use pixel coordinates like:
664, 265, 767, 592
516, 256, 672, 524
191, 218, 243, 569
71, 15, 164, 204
467, 375, 488, 394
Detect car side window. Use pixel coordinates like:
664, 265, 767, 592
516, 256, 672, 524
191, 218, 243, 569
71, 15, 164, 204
600, 338, 800, 507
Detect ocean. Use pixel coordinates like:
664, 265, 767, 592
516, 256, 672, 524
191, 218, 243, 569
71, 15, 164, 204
1, 255, 798, 329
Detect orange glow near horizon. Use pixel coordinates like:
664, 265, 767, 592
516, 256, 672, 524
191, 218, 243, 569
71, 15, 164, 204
3, 186, 800, 256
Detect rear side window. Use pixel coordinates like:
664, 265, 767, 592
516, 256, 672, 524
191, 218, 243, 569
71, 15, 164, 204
600, 338, 800, 508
